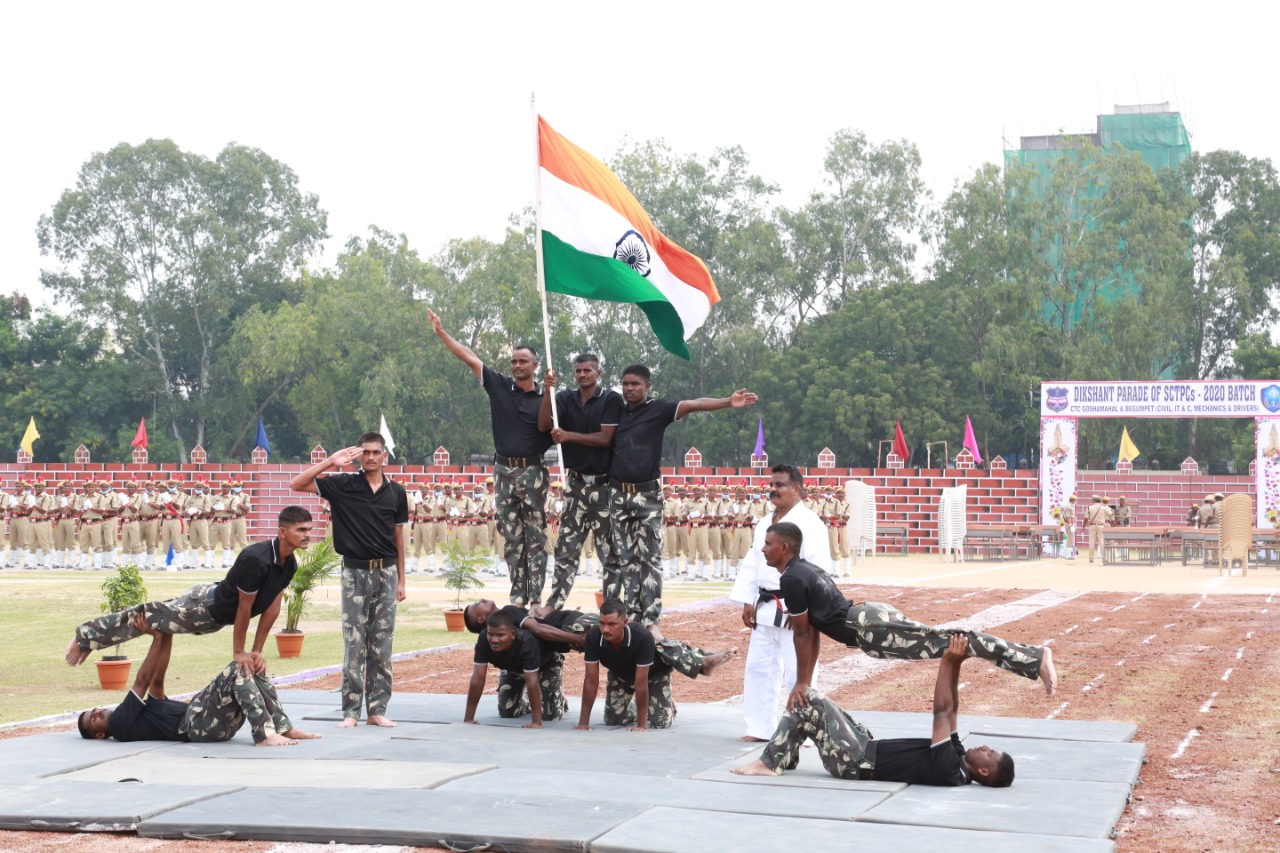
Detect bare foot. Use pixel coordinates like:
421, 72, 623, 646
1040, 646, 1058, 696
700, 649, 737, 676
366, 715, 397, 728
337, 718, 358, 728
65, 638, 90, 667
257, 733, 298, 747
737, 735, 768, 742
282, 728, 321, 740
732, 759, 779, 777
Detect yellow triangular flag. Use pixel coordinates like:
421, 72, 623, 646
19, 417, 39, 456
1119, 426, 1140, 462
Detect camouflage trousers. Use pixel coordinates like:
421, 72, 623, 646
494, 462, 548, 606
847, 602, 1045, 682
497, 654, 569, 722
73, 582, 220, 653
340, 565, 398, 719
603, 638, 709, 729
547, 476, 619, 610
610, 488, 664, 625
178, 662, 294, 744
760, 688, 873, 778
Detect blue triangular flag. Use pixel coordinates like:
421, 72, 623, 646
165, 545, 175, 566
255, 418, 271, 459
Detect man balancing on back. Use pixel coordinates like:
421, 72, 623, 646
761, 521, 1057, 712
79, 613, 319, 747
734, 634, 1013, 786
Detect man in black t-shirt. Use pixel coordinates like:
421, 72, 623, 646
609, 364, 757, 631
65, 507, 314, 676
538, 353, 624, 610
291, 432, 408, 728
760, 522, 1058, 713
734, 634, 1013, 786
429, 308, 553, 606
574, 599, 732, 730
79, 613, 319, 747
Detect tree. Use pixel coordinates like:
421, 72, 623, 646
37, 139, 327, 460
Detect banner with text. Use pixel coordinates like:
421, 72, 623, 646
1041, 381, 1280, 419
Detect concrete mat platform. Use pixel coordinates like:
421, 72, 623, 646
961, 734, 1146, 785
393, 721, 760, 759
438, 767, 893, 820
0, 779, 241, 832
591, 805, 1116, 853
847, 710, 1139, 743
0, 731, 170, 780
138, 786, 644, 851
57, 752, 494, 788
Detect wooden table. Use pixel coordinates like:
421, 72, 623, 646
963, 525, 1034, 561
1101, 526, 1166, 566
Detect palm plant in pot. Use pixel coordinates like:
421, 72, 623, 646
96, 564, 147, 690
440, 540, 486, 631
275, 535, 340, 658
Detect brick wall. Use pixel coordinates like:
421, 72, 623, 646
1, 462, 1254, 554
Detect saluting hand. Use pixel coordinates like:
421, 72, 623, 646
329, 446, 363, 469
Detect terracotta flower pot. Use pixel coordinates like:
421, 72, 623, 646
95, 657, 133, 691
594, 590, 606, 610
274, 630, 305, 658
444, 609, 466, 632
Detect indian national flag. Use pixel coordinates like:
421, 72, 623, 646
538, 116, 719, 360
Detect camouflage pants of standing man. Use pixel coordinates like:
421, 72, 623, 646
179, 662, 295, 744
604, 638, 710, 729
759, 688, 874, 778
610, 487, 664, 626
847, 602, 1045, 682
497, 654, 569, 721
494, 462, 548, 606
340, 565, 398, 720
72, 582, 220, 654
548, 476, 619, 611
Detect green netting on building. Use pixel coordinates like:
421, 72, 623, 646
1098, 112, 1191, 171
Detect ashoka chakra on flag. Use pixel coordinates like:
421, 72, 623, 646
614, 230, 651, 277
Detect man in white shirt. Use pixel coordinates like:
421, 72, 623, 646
729, 465, 832, 741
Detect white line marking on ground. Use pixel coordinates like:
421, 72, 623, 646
1267, 594, 1274, 604
398, 669, 458, 686
1199, 693, 1218, 713
1115, 658, 1126, 667
1062, 625, 1079, 635
1110, 604, 1127, 612
1192, 595, 1206, 610
1236, 648, 1244, 660
1082, 674, 1105, 692
1142, 634, 1156, 644
1171, 728, 1200, 759
1222, 668, 1233, 682
1046, 702, 1070, 719
1043, 638, 1055, 645
958, 682, 969, 691
1130, 592, 1150, 602
1164, 623, 1176, 628
1090, 616, 1103, 622
1246, 631, 1254, 640
1263, 609, 1269, 614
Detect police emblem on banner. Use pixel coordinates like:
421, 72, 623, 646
1262, 385, 1280, 414
1046, 387, 1069, 413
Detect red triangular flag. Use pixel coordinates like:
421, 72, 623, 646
892, 420, 910, 462
131, 418, 148, 449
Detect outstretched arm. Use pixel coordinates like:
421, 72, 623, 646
675, 389, 758, 420
931, 633, 968, 743
427, 308, 483, 381
129, 613, 173, 699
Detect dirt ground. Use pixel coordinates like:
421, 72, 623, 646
3, 581, 1278, 853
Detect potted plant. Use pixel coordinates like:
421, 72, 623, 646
96, 564, 147, 690
274, 535, 340, 658
440, 540, 486, 631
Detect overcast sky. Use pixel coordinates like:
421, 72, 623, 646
6, 0, 1275, 311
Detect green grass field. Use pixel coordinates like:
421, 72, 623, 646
0, 568, 733, 726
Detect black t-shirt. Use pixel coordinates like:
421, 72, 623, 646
208, 539, 297, 625
778, 557, 854, 645
536, 609, 594, 653
583, 622, 668, 687
610, 398, 680, 483
871, 733, 970, 786
474, 628, 551, 673
316, 472, 408, 560
482, 365, 553, 459
555, 386, 624, 475
107, 691, 189, 742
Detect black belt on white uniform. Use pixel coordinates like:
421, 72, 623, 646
610, 477, 660, 494
756, 589, 788, 628
495, 453, 544, 468
343, 557, 396, 570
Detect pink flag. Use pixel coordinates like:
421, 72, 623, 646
962, 415, 982, 464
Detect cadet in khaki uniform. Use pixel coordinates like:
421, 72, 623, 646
707, 486, 729, 578
187, 481, 215, 568
102, 480, 124, 560
139, 480, 162, 558
405, 481, 427, 573
661, 486, 683, 578
229, 479, 252, 550
209, 481, 237, 567
28, 480, 58, 569
484, 477, 498, 559
725, 484, 754, 580
156, 478, 189, 569
684, 484, 714, 581
471, 483, 493, 554
10, 480, 35, 567
1084, 495, 1111, 563
53, 481, 78, 569
118, 481, 145, 563
76, 481, 111, 569
417, 481, 448, 573
443, 482, 470, 551
831, 488, 852, 574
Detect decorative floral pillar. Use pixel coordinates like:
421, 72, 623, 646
1039, 417, 1077, 525
1255, 417, 1280, 526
